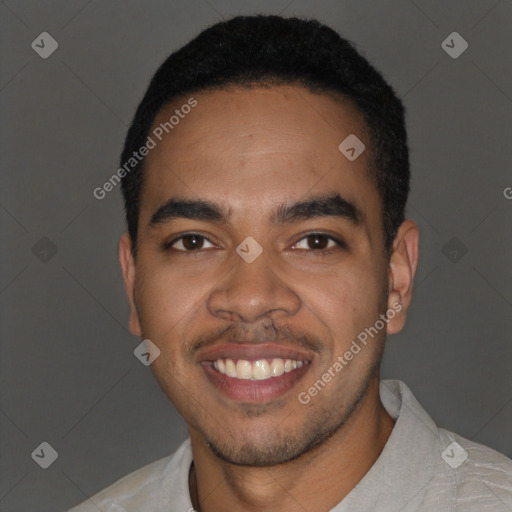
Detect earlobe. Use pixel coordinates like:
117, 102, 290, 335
119, 233, 142, 337
386, 220, 419, 335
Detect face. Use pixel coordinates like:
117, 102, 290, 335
120, 85, 410, 466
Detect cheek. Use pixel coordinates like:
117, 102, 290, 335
135, 263, 207, 346
134, 265, 209, 411
309, 263, 382, 338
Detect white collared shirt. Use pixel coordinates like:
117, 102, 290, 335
68, 379, 512, 511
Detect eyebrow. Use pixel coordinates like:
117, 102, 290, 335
149, 193, 363, 227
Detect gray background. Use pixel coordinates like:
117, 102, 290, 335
1, 0, 511, 510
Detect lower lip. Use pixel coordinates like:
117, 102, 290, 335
201, 362, 310, 403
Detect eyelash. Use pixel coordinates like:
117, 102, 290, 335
163, 232, 346, 255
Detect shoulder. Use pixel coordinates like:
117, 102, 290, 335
437, 428, 512, 509
67, 438, 192, 512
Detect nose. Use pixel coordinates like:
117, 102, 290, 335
206, 245, 301, 324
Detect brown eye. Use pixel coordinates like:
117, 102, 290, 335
168, 234, 215, 251
307, 234, 329, 250
294, 233, 341, 251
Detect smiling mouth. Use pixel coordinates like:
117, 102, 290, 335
198, 344, 314, 403
212, 357, 308, 380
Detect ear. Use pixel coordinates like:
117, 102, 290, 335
386, 220, 419, 335
119, 233, 142, 337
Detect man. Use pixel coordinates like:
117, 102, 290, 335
70, 15, 512, 512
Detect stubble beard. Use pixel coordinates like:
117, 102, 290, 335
201, 356, 382, 467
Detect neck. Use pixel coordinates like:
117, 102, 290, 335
189, 378, 394, 512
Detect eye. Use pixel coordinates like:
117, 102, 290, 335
166, 233, 215, 251
293, 233, 344, 252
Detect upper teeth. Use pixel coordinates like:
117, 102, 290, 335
213, 358, 305, 380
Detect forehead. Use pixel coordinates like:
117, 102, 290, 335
140, 85, 379, 227
149, 84, 369, 161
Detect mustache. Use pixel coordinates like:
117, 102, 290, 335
188, 320, 323, 357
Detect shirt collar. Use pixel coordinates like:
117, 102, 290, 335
332, 379, 441, 511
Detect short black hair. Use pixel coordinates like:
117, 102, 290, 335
120, 14, 410, 257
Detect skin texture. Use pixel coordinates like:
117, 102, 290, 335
119, 85, 419, 511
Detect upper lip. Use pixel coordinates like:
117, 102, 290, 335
197, 343, 313, 363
